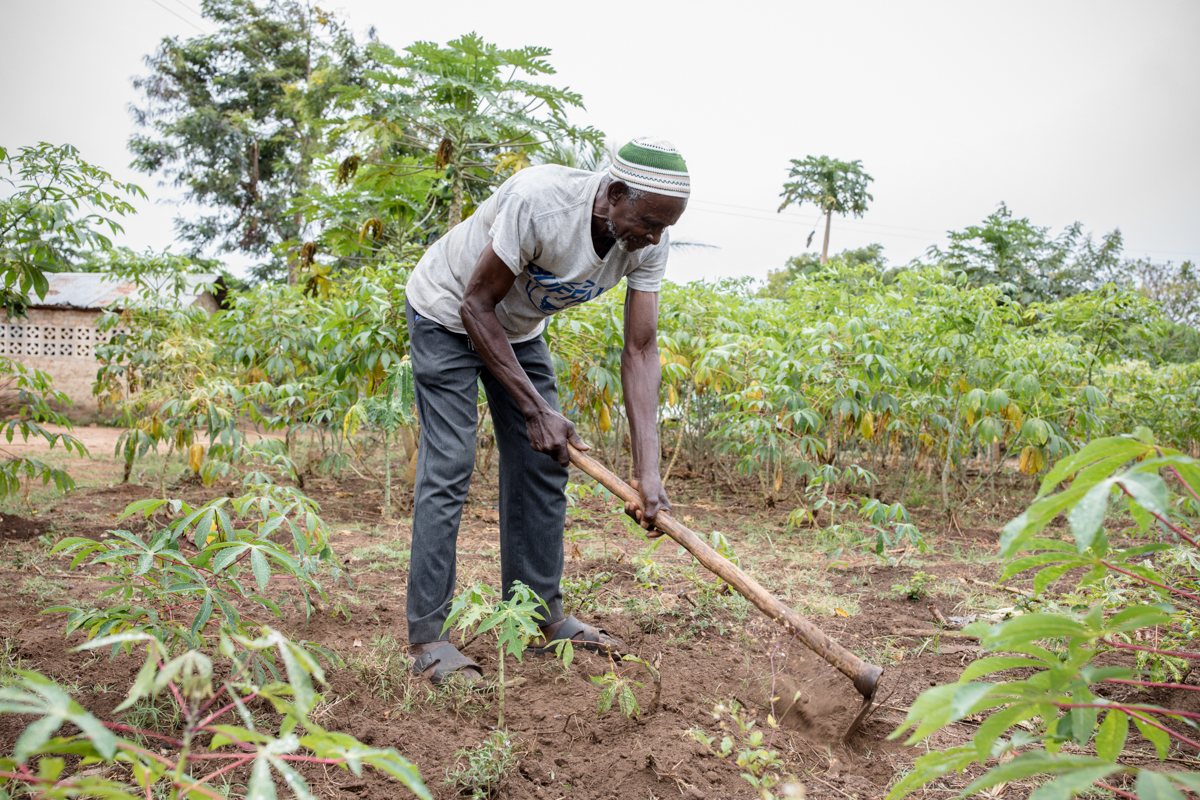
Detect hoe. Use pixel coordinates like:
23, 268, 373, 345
568, 444, 883, 742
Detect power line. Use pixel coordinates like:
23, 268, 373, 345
144, 0, 207, 34
169, 0, 206, 20
691, 198, 947, 235
686, 205, 941, 242
142, 0, 311, 87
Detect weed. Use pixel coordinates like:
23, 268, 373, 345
349, 537, 411, 571
688, 701, 802, 799
346, 634, 409, 703
20, 575, 64, 604
562, 571, 612, 613
892, 571, 936, 601
443, 730, 521, 799
0, 639, 24, 686
592, 654, 661, 719
632, 556, 662, 588
120, 696, 182, 742
620, 595, 667, 634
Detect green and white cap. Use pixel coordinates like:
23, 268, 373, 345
610, 137, 690, 199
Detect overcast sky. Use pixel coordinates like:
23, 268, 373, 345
2, 0, 1198, 285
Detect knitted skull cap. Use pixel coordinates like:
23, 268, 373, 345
610, 137, 690, 199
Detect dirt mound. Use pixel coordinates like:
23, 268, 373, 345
0, 512, 50, 542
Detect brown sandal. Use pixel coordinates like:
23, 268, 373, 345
411, 642, 482, 685
526, 615, 625, 657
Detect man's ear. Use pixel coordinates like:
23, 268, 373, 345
607, 179, 630, 206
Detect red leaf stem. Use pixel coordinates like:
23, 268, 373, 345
1105, 678, 1200, 692
102, 721, 183, 746
1094, 781, 1138, 800
1100, 561, 1200, 603
1106, 641, 1200, 661
1053, 702, 1200, 722
180, 755, 255, 792
196, 689, 260, 729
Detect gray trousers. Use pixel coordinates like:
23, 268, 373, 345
405, 300, 568, 644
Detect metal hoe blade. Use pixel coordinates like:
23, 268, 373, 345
842, 682, 879, 743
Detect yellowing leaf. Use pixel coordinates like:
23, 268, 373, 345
598, 405, 612, 433
835, 608, 851, 617
859, 411, 875, 439
188, 443, 204, 474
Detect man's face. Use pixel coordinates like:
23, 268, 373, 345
605, 185, 687, 252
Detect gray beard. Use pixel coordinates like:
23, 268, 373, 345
605, 220, 631, 252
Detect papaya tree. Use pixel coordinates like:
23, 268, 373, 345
778, 156, 873, 265
341, 32, 603, 229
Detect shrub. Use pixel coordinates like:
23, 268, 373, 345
889, 431, 1200, 799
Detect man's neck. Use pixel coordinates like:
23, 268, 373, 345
591, 176, 615, 259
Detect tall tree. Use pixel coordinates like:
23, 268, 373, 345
343, 32, 603, 229
930, 203, 1124, 305
128, 0, 366, 283
778, 156, 874, 265
0, 143, 142, 315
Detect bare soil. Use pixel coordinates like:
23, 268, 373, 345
0, 435, 1191, 799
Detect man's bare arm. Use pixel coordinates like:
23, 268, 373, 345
459, 241, 588, 466
621, 288, 670, 528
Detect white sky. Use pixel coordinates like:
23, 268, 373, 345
2, 0, 1198, 285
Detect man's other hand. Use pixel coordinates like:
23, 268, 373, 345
525, 407, 589, 466
624, 475, 671, 536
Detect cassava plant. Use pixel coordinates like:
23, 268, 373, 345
49, 482, 344, 674
442, 581, 548, 728
889, 429, 1200, 800
0, 629, 430, 800
592, 654, 661, 720
343, 358, 416, 519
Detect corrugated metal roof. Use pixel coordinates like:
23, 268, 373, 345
29, 273, 222, 310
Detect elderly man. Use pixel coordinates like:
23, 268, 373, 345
403, 137, 689, 683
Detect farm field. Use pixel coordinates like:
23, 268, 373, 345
1, 6, 1198, 798
0, 436, 1193, 800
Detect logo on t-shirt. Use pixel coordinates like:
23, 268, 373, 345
523, 265, 608, 313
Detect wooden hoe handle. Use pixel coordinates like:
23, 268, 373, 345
568, 444, 882, 701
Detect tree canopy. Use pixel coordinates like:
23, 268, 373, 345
128, 0, 367, 282
778, 155, 874, 264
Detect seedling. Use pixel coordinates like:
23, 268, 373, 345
688, 701, 801, 799
443, 581, 546, 728
443, 730, 521, 799
892, 571, 937, 601
591, 654, 660, 720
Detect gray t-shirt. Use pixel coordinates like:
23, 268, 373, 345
405, 165, 669, 343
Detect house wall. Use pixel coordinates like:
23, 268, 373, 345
2, 308, 110, 412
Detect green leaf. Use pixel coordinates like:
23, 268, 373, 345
1068, 479, 1112, 553
1167, 774, 1200, 794
1094, 709, 1127, 762
960, 751, 1109, 795
1038, 436, 1144, 497
115, 654, 158, 712
1136, 770, 1187, 800
1118, 471, 1169, 517
247, 754, 278, 800
1027, 766, 1122, 800
1133, 715, 1171, 760
251, 548, 270, 592
960, 656, 1046, 682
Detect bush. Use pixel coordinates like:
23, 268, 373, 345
889, 430, 1200, 799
